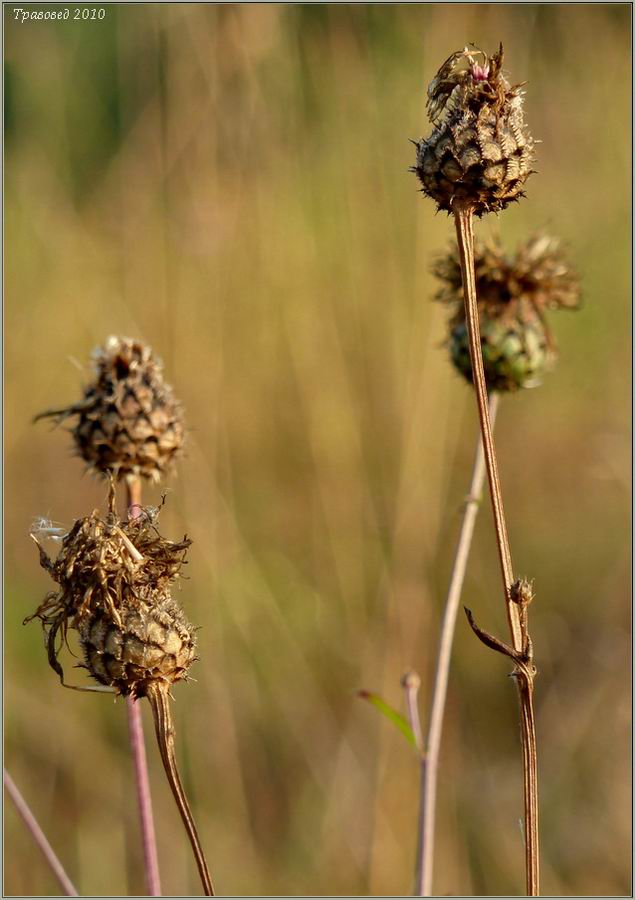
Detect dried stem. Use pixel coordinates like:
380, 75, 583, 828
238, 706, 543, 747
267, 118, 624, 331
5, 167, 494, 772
146, 681, 215, 896
126, 477, 162, 897
417, 392, 499, 896
453, 205, 520, 647
127, 700, 162, 896
4, 768, 78, 897
453, 200, 539, 896
518, 672, 539, 893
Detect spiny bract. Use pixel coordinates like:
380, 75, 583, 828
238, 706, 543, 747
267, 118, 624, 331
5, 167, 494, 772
35, 336, 185, 483
413, 44, 535, 215
433, 233, 580, 392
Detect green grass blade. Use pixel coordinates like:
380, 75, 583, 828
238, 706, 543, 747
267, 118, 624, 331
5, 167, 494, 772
357, 690, 416, 748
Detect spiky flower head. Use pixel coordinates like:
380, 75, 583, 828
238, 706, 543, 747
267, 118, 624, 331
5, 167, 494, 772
413, 44, 535, 215
26, 487, 197, 698
433, 233, 580, 392
35, 336, 185, 483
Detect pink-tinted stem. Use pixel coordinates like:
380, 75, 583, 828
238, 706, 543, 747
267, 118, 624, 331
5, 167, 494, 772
4, 768, 78, 896
127, 698, 162, 896
126, 477, 162, 897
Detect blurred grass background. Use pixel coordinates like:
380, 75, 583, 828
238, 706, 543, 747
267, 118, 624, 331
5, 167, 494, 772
4, 4, 631, 896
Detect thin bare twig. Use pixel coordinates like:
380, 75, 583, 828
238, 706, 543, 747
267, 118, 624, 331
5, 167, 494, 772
126, 477, 162, 897
417, 392, 499, 896
4, 768, 78, 897
453, 200, 539, 896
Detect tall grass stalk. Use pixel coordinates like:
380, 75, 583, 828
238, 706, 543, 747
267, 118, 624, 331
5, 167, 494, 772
453, 202, 539, 895
4, 769, 79, 897
418, 392, 499, 896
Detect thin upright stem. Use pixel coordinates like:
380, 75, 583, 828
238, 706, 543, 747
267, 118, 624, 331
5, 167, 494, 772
453, 201, 539, 896
453, 204, 521, 652
519, 674, 539, 894
127, 699, 162, 896
126, 478, 162, 897
400, 672, 425, 895
4, 768, 78, 897
146, 681, 215, 896
417, 393, 499, 896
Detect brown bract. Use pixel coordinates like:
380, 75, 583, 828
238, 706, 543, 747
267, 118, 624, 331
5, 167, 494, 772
434, 233, 581, 321
35, 336, 185, 483
26, 488, 197, 698
413, 45, 535, 215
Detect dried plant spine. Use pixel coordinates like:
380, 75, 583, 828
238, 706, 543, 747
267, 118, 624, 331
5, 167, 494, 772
413, 44, 535, 215
434, 234, 580, 391
35, 336, 185, 484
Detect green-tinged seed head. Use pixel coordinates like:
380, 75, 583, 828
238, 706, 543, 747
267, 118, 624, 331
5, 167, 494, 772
450, 313, 550, 392
433, 234, 580, 392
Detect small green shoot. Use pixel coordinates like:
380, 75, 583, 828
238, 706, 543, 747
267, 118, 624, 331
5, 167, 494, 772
357, 689, 417, 749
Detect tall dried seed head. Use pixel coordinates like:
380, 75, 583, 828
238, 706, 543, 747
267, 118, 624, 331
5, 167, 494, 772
36, 336, 185, 483
413, 45, 535, 215
27, 492, 197, 698
433, 234, 580, 392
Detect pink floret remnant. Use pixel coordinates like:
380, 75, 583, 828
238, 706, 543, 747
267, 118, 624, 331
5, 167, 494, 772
471, 63, 490, 81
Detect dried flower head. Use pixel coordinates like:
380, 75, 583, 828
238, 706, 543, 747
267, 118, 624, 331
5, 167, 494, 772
35, 336, 185, 483
26, 485, 197, 698
413, 44, 535, 215
433, 233, 580, 391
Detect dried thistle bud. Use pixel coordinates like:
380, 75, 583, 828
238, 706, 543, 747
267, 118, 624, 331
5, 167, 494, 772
35, 336, 185, 483
433, 233, 580, 392
80, 591, 196, 698
511, 578, 534, 606
413, 44, 535, 215
26, 489, 197, 698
